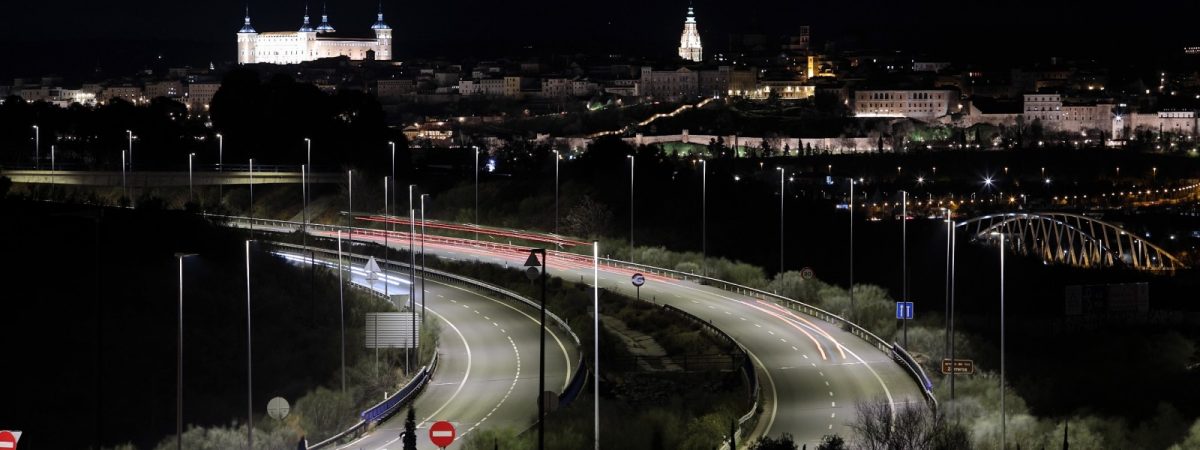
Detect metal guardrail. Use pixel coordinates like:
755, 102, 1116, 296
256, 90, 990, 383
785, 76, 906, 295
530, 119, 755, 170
214, 215, 935, 409
266, 240, 588, 446
661, 304, 760, 448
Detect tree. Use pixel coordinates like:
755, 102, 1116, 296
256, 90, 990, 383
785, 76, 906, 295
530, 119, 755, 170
750, 433, 798, 450
817, 434, 846, 450
403, 407, 417, 450
562, 195, 613, 238
851, 399, 969, 450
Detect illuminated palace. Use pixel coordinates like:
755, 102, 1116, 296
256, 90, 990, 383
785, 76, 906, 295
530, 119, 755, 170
237, 4, 392, 65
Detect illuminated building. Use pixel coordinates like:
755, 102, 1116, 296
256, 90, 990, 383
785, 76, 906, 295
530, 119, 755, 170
237, 4, 392, 65
678, 5, 703, 62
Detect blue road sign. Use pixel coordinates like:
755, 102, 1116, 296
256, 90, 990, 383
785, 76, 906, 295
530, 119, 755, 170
895, 301, 914, 320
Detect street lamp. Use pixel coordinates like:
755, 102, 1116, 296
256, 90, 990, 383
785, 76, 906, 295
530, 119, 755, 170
127, 130, 134, 172
849, 178, 855, 313
700, 159, 707, 277
390, 141, 397, 237
50, 145, 56, 186
523, 248, 549, 450
991, 231, 1007, 449
777, 167, 785, 272
591, 241, 600, 450
121, 150, 128, 201
474, 146, 480, 239
408, 184, 418, 372
173, 252, 198, 450
901, 190, 908, 347
420, 194, 429, 321
383, 176, 390, 299
627, 154, 635, 255
187, 153, 195, 202
249, 159, 255, 237
244, 240, 255, 450
337, 230, 346, 394
552, 150, 560, 235
32, 125, 39, 169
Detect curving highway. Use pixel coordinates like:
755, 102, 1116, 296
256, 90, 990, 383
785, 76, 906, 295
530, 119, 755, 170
273, 250, 578, 450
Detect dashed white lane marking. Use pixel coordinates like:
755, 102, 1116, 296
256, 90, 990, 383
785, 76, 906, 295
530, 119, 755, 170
474, 310, 480, 314
691, 300, 700, 304
811, 362, 817, 367
825, 381, 830, 386
767, 330, 775, 336
831, 413, 836, 418
501, 329, 506, 334
437, 294, 445, 298
828, 391, 834, 397
707, 305, 715, 309
463, 304, 470, 308
803, 354, 809, 359
779, 338, 787, 343
754, 324, 762, 328
740, 316, 747, 321
492, 322, 499, 327
791, 346, 798, 351
725, 311, 732, 315
449, 299, 457, 303
464, 335, 521, 437
484, 315, 490, 320
828, 424, 833, 430
819, 371, 824, 377
831, 402, 836, 407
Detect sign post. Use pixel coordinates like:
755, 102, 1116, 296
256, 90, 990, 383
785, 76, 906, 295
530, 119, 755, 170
0, 430, 18, 450
940, 358, 975, 375
631, 273, 645, 300
799, 267, 814, 280
895, 301, 913, 320
429, 421, 456, 449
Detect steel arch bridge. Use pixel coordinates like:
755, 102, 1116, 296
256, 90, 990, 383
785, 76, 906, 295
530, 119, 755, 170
956, 212, 1187, 272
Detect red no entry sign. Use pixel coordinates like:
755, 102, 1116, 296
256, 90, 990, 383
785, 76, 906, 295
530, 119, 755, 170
0, 431, 17, 450
429, 421, 456, 448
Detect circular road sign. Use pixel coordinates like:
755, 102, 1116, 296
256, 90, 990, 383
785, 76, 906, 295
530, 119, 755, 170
267, 396, 290, 420
800, 267, 815, 280
631, 273, 646, 287
0, 430, 17, 450
525, 266, 541, 281
429, 421, 457, 448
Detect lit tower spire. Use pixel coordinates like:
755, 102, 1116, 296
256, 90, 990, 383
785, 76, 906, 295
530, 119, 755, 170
678, 3, 703, 62
238, 6, 256, 33
371, 1, 391, 30
299, 3, 314, 32
316, 2, 336, 33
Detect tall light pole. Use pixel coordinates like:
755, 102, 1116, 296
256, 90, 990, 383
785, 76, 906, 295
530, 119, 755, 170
50, 145, 56, 186
187, 153, 195, 203
173, 253, 198, 450
627, 154, 635, 255
347, 170, 353, 273
777, 167, 785, 272
950, 220, 957, 411
216, 133, 224, 203
383, 176, 390, 299
420, 194, 429, 322
248, 159, 255, 237
849, 178, 855, 313
337, 231, 346, 394
474, 146, 480, 239
32, 125, 39, 169
303, 138, 311, 240
408, 184, 418, 372
390, 141, 397, 237
121, 150, 128, 201
701, 159, 707, 277
553, 150, 560, 235
592, 241, 600, 450
126, 130, 133, 172
995, 231, 1007, 449
244, 240, 254, 449
901, 190, 907, 347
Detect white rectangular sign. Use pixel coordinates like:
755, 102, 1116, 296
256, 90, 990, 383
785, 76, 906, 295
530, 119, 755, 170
365, 312, 420, 349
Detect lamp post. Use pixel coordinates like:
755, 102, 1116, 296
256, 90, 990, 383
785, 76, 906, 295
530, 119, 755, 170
32, 125, 39, 169
777, 167, 785, 272
524, 248, 549, 450
216, 134, 224, 202
408, 184, 417, 373
347, 170, 353, 275
187, 153, 195, 203
420, 194, 429, 322
121, 151, 128, 201
849, 178, 855, 313
303, 138, 311, 241
627, 154, 635, 255
337, 231, 346, 394
701, 159, 707, 277
949, 218, 958, 412
51, 145, 56, 186
474, 146, 480, 240
390, 141, 396, 237
901, 190, 907, 347
244, 240, 254, 450
553, 150, 560, 235
126, 130, 133, 172
995, 231, 1007, 449
248, 159, 255, 237
383, 176, 390, 298
173, 253, 198, 450
592, 241, 600, 450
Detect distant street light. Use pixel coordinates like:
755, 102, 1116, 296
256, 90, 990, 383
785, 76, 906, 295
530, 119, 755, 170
627, 154, 635, 255
337, 230, 346, 394
553, 150, 560, 235
173, 252, 199, 450
32, 125, 39, 169
244, 240, 255, 450
188, 153, 195, 202
127, 130, 134, 171
700, 159, 707, 277
777, 167, 785, 272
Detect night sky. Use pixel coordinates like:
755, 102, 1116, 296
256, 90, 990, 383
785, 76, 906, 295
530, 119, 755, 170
4, 0, 1200, 78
